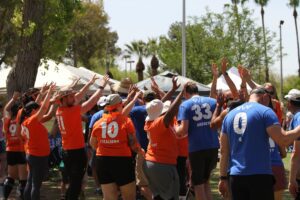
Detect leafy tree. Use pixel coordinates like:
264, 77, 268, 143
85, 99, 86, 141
125, 40, 148, 81
5, 0, 80, 97
158, 6, 276, 84
147, 38, 160, 76
289, 0, 300, 77
283, 75, 300, 95
254, 0, 270, 81
68, 2, 119, 70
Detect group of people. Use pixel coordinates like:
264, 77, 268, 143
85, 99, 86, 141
0, 58, 300, 200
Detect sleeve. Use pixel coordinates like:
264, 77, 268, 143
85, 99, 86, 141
126, 118, 136, 135
291, 114, 300, 130
263, 108, 280, 128
89, 112, 102, 129
3, 118, 10, 134
177, 103, 188, 122
91, 123, 100, 138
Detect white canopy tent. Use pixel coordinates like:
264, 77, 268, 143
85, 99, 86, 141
207, 67, 259, 91
136, 71, 211, 95
0, 59, 119, 95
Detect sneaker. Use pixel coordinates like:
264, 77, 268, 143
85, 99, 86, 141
95, 188, 102, 195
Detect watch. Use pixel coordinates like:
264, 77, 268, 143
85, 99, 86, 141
219, 176, 228, 180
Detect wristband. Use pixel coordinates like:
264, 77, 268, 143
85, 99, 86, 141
99, 86, 104, 90
223, 72, 228, 76
219, 176, 228, 180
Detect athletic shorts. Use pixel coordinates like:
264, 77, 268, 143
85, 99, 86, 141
95, 156, 135, 186
230, 174, 275, 200
143, 160, 179, 200
0, 140, 6, 154
272, 165, 286, 191
189, 148, 218, 185
7, 151, 26, 165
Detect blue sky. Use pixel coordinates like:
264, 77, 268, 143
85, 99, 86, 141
103, 0, 299, 77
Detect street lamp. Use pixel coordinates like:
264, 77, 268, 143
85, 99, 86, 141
127, 60, 134, 72
279, 20, 284, 100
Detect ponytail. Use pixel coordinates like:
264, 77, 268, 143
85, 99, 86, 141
19, 101, 40, 124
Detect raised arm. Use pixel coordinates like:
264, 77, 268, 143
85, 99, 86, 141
221, 58, 239, 99
41, 103, 58, 123
161, 76, 180, 102
81, 75, 109, 114
163, 83, 185, 127
75, 75, 98, 105
4, 91, 21, 118
210, 92, 227, 129
36, 84, 56, 122
122, 90, 142, 116
241, 67, 257, 89
150, 77, 165, 99
210, 63, 218, 99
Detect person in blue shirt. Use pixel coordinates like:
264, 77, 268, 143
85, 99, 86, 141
176, 82, 219, 200
219, 87, 300, 200
284, 89, 300, 199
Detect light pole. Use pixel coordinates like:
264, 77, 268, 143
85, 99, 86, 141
279, 20, 284, 100
127, 60, 134, 72
182, 0, 186, 77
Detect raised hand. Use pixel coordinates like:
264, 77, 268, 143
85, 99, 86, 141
12, 91, 21, 100
100, 75, 110, 89
211, 63, 218, 78
171, 76, 181, 91
89, 74, 99, 85
69, 78, 81, 89
217, 90, 225, 107
221, 58, 228, 75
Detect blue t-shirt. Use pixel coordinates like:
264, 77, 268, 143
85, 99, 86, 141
290, 111, 300, 131
269, 138, 283, 166
130, 105, 149, 151
89, 110, 104, 129
222, 102, 280, 176
177, 95, 219, 152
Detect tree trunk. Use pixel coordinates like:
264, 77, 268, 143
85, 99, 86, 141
294, 8, 300, 77
6, 0, 45, 98
261, 6, 269, 82
137, 71, 144, 81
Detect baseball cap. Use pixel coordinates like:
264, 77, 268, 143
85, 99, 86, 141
285, 89, 300, 102
106, 94, 122, 106
97, 96, 107, 107
145, 99, 163, 121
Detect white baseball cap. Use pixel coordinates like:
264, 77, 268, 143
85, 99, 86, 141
284, 89, 300, 102
97, 96, 107, 107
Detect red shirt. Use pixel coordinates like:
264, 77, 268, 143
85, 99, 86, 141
21, 114, 50, 156
92, 112, 135, 157
56, 105, 85, 150
3, 118, 24, 152
144, 116, 178, 165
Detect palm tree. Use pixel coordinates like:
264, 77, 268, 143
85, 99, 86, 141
290, 0, 300, 77
231, 0, 248, 62
125, 40, 148, 81
147, 38, 160, 76
254, 0, 269, 81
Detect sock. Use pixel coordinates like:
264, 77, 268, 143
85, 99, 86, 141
3, 177, 15, 198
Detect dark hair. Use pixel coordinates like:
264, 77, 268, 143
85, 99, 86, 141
21, 93, 34, 107
290, 100, 300, 108
20, 101, 40, 124
11, 102, 21, 118
185, 82, 198, 95
228, 100, 244, 112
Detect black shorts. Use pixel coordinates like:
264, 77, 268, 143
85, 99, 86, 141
96, 156, 135, 186
230, 174, 275, 200
189, 148, 218, 185
7, 151, 26, 165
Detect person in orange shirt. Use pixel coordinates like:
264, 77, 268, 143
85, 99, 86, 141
20, 84, 55, 200
143, 85, 185, 200
55, 75, 109, 200
90, 93, 144, 200
2, 92, 27, 199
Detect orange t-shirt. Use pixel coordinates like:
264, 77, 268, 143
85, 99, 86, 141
144, 116, 178, 165
272, 99, 283, 124
3, 118, 24, 152
56, 105, 85, 150
92, 112, 135, 157
177, 137, 188, 157
21, 114, 50, 156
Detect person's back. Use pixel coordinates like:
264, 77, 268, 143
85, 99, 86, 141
179, 95, 219, 152
130, 105, 148, 151
222, 102, 279, 175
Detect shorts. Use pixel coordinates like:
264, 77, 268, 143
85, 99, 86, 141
136, 153, 149, 186
143, 160, 179, 200
7, 151, 26, 165
230, 174, 275, 200
0, 140, 6, 153
272, 165, 286, 191
96, 156, 135, 186
189, 148, 218, 185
